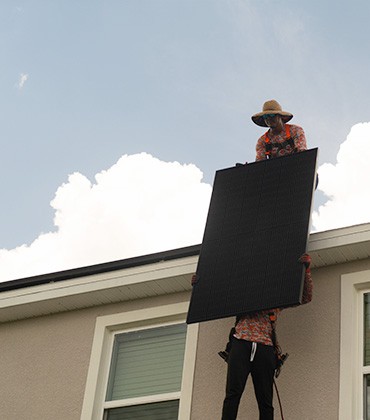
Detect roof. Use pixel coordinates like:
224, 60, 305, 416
308, 223, 370, 267
0, 245, 201, 293
0, 223, 370, 322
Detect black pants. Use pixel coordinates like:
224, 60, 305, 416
221, 338, 276, 420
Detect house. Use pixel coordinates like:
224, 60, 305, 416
0, 223, 370, 420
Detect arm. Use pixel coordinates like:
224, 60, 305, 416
301, 269, 313, 304
299, 253, 313, 304
255, 135, 267, 161
292, 125, 307, 152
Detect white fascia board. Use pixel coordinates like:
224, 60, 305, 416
308, 223, 370, 252
0, 255, 198, 310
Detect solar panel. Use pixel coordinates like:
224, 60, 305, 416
186, 148, 318, 324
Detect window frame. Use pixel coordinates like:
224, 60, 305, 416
340, 269, 370, 420
362, 294, 370, 419
81, 302, 198, 420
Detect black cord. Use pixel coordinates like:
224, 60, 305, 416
273, 379, 285, 420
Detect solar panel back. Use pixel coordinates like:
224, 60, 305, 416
186, 148, 318, 324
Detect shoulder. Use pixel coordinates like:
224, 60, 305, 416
287, 124, 305, 134
257, 132, 269, 144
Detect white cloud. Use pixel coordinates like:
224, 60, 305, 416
17, 73, 29, 90
312, 122, 370, 232
4, 130, 368, 282
0, 153, 212, 282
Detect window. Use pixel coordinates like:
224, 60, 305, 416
340, 270, 370, 420
104, 323, 187, 419
81, 302, 198, 420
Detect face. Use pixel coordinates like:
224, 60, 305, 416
263, 114, 283, 129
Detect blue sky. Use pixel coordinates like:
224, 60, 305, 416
0, 1, 369, 280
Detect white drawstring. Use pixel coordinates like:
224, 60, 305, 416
250, 342, 257, 361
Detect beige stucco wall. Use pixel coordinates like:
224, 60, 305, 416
190, 259, 370, 420
0, 290, 190, 420
2, 258, 370, 420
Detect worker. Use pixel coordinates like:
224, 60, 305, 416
219, 100, 312, 420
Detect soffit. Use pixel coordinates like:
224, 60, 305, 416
308, 223, 370, 268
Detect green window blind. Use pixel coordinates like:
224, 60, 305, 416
106, 323, 187, 401
365, 294, 370, 366
105, 400, 179, 420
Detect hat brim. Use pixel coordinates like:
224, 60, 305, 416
251, 112, 293, 127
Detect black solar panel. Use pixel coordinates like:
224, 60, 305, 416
187, 148, 318, 324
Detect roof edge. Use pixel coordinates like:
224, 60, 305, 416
1, 222, 370, 294
0, 244, 201, 293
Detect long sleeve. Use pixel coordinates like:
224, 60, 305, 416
291, 125, 307, 152
255, 134, 268, 161
301, 269, 313, 304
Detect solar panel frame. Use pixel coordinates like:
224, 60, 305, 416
186, 148, 318, 324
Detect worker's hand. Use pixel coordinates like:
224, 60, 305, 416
191, 274, 198, 286
298, 253, 311, 269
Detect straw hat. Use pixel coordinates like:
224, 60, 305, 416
252, 100, 293, 127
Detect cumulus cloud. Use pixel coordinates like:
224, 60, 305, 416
17, 73, 29, 90
0, 153, 212, 282
312, 122, 370, 231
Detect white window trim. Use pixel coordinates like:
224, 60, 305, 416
103, 392, 181, 410
340, 269, 370, 420
80, 302, 198, 420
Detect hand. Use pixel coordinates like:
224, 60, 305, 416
191, 274, 198, 286
298, 253, 311, 269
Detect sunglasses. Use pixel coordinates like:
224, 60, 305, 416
263, 114, 277, 119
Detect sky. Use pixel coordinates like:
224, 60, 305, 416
0, 0, 370, 282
